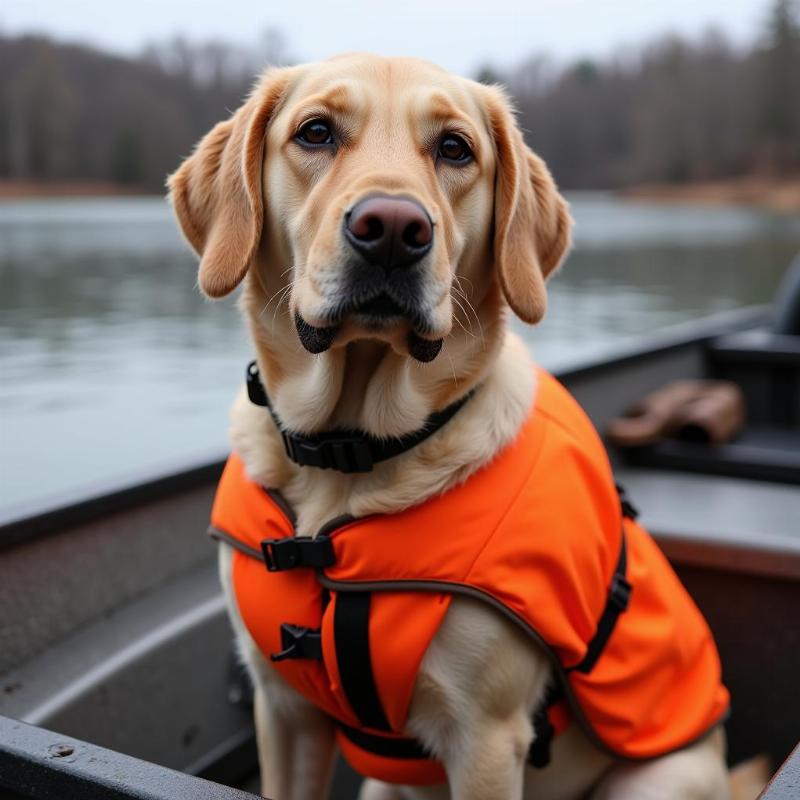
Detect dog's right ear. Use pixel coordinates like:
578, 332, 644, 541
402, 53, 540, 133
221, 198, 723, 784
167, 67, 293, 298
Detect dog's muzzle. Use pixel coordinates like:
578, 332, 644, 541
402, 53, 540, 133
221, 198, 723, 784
294, 195, 443, 362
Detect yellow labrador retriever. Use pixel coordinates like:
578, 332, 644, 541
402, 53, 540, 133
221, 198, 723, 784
169, 54, 729, 800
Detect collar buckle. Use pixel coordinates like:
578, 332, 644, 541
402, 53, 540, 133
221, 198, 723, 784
281, 431, 374, 473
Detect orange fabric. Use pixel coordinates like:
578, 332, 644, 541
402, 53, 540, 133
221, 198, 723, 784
211, 369, 729, 784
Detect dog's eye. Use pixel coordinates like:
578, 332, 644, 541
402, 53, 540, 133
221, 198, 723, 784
438, 134, 472, 163
296, 119, 334, 146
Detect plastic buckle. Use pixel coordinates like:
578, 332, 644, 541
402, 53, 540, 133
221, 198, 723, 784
261, 536, 335, 572
328, 437, 374, 472
270, 624, 323, 662
609, 573, 632, 612
282, 432, 374, 473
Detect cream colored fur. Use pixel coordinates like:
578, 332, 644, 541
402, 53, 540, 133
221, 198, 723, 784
169, 53, 731, 800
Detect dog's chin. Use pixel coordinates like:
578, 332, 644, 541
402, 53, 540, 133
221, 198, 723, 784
294, 309, 444, 363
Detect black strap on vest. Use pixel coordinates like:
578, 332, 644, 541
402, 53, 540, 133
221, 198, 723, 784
569, 497, 634, 675
246, 361, 476, 473
337, 723, 431, 759
529, 707, 556, 768
528, 498, 634, 767
333, 591, 392, 731
527, 682, 563, 768
570, 535, 631, 675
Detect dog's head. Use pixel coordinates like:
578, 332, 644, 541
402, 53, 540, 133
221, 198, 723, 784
169, 54, 571, 369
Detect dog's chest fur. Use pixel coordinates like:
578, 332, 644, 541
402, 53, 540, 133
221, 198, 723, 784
229, 333, 537, 538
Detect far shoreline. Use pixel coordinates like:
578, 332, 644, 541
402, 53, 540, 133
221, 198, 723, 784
619, 176, 800, 214
2, 175, 799, 213
0, 180, 152, 200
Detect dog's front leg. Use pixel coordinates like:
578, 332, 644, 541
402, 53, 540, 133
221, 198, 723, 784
443, 712, 532, 800
253, 680, 336, 800
407, 597, 549, 800
218, 543, 336, 799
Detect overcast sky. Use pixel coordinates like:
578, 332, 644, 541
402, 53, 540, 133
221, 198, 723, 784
1, 0, 774, 75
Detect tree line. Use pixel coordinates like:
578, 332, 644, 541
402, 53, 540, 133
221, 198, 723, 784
0, 30, 288, 190
0, 0, 797, 191
499, 0, 800, 188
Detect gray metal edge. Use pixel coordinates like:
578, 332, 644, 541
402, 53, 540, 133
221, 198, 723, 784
759, 741, 800, 799
0, 714, 261, 800
0, 449, 227, 550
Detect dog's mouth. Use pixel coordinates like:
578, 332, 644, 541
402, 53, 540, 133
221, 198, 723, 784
354, 293, 404, 319
294, 291, 443, 363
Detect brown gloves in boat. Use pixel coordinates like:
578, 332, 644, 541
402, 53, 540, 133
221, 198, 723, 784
606, 381, 746, 448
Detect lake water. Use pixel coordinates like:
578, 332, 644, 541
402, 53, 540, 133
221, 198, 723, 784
1, 193, 799, 512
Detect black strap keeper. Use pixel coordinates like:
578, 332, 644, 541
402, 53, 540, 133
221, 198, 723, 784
270, 624, 323, 662
609, 572, 632, 611
261, 536, 335, 572
570, 531, 631, 675
616, 483, 639, 519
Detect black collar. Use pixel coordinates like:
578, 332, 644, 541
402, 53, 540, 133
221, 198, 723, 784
246, 360, 476, 473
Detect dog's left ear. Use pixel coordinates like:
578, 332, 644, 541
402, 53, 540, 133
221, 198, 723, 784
167, 67, 294, 298
483, 86, 573, 324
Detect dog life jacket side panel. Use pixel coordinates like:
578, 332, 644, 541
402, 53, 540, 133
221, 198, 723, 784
211, 369, 730, 786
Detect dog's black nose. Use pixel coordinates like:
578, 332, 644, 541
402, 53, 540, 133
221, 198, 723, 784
344, 195, 433, 269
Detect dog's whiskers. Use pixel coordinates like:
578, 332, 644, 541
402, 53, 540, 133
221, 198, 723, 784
449, 293, 476, 339
452, 277, 482, 332
269, 282, 296, 332
260, 273, 296, 316
454, 274, 474, 294
258, 277, 297, 334
451, 278, 485, 348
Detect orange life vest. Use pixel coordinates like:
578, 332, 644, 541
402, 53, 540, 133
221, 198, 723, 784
210, 368, 729, 786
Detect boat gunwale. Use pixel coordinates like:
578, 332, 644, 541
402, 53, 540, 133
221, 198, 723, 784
0, 713, 261, 800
